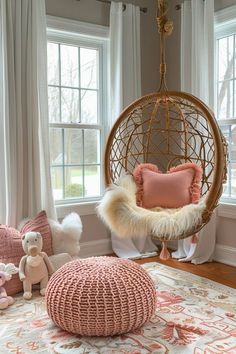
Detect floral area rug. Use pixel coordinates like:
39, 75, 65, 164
1, 262, 236, 354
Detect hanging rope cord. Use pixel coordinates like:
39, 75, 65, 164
145, 0, 174, 160
156, 0, 173, 92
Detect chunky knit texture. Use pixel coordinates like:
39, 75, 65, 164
46, 257, 157, 337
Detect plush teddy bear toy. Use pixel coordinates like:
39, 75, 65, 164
19, 231, 54, 300
0, 263, 18, 309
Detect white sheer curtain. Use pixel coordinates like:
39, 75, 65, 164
180, 0, 214, 108
0, 0, 56, 227
172, 0, 216, 264
109, 1, 157, 259
109, 1, 141, 125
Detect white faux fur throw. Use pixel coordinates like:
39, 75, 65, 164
97, 175, 206, 241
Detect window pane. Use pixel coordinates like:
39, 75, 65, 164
61, 88, 80, 123
64, 129, 83, 164
220, 125, 230, 143
80, 48, 98, 89
47, 37, 103, 202
48, 86, 60, 122
61, 45, 79, 87
220, 124, 236, 199
81, 89, 97, 123
232, 162, 236, 198
65, 167, 83, 198
84, 129, 100, 163
50, 128, 63, 165
222, 181, 230, 198
231, 125, 236, 160
84, 165, 100, 197
47, 42, 59, 85
217, 80, 233, 119
218, 36, 234, 81
51, 167, 63, 200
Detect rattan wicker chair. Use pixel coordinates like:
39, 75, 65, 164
104, 91, 227, 241
100, 0, 228, 245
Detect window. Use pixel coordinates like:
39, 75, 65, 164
215, 7, 236, 203
47, 17, 108, 204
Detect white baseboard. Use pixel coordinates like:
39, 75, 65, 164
214, 244, 236, 267
79, 238, 113, 258
79, 239, 236, 267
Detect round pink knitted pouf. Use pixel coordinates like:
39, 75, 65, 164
46, 256, 156, 336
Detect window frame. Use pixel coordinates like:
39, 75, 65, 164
46, 16, 109, 207
215, 6, 236, 205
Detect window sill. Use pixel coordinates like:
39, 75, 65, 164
56, 200, 99, 218
218, 203, 236, 219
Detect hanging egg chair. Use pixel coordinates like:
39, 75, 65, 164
98, 0, 227, 246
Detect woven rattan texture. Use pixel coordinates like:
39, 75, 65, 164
46, 257, 157, 337
105, 92, 227, 237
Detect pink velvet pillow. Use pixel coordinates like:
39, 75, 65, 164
1, 210, 53, 295
133, 163, 202, 209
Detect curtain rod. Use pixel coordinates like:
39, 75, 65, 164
96, 0, 148, 13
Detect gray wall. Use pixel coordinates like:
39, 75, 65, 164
80, 214, 108, 242
217, 216, 236, 248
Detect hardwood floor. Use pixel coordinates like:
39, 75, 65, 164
134, 256, 236, 289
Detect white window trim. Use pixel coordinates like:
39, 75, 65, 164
47, 16, 109, 40
215, 5, 236, 217
46, 16, 109, 216
56, 201, 98, 218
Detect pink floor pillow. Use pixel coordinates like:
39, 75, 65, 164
46, 257, 157, 337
